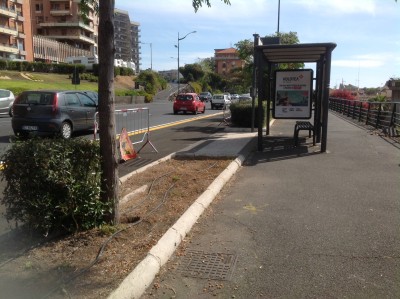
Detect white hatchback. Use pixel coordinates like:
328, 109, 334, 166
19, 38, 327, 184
0, 89, 15, 116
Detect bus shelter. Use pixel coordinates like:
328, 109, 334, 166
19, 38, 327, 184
252, 34, 336, 153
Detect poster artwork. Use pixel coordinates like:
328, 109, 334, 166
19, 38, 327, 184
120, 128, 137, 161
274, 69, 313, 119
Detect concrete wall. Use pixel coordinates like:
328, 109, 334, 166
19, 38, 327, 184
115, 95, 145, 104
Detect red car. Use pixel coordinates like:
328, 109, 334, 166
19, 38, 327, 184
173, 93, 206, 115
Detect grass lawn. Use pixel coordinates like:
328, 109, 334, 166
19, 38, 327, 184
0, 70, 99, 94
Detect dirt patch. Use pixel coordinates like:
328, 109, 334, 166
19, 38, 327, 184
0, 158, 232, 298
115, 75, 135, 90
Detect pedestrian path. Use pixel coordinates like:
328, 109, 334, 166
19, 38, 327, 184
140, 112, 400, 298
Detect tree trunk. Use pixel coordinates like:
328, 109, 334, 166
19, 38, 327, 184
98, 0, 119, 224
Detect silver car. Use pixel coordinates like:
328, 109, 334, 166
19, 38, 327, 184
0, 89, 15, 116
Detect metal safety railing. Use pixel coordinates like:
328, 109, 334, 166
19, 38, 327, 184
329, 98, 400, 137
218, 104, 232, 126
94, 107, 158, 153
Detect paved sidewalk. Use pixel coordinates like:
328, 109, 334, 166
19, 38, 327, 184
140, 112, 400, 298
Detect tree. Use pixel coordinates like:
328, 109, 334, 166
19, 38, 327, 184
79, 0, 232, 225
97, 0, 119, 224
192, 0, 231, 11
234, 32, 303, 92
197, 57, 215, 74
179, 63, 205, 82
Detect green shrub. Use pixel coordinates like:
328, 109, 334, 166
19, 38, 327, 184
144, 93, 153, 103
0, 60, 7, 70
230, 100, 266, 128
0, 138, 111, 235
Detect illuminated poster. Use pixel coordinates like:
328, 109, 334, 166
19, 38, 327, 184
273, 69, 313, 119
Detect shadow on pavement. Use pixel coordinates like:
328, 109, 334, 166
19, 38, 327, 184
244, 136, 321, 166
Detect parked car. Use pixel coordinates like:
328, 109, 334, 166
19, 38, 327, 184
173, 93, 206, 114
12, 90, 98, 139
199, 92, 212, 102
239, 93, 252, 101
82, 90, 99, 104
223, 92, 231, 100
211, 94, 231, 110
0, 89, 15, 117
231, 94, 240, 101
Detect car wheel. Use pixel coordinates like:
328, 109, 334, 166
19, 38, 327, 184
193, 108, 197, 115
211, 105, 214, 110
202, 106, 206, 113
61, 122, 72, 139
174, 110, 178, 114
9, 107, 13, 117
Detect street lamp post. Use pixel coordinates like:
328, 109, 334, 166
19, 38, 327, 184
142, 42, 153, 71
177, 31, 196, 94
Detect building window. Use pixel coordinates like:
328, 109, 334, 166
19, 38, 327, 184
35, 4, 43, 12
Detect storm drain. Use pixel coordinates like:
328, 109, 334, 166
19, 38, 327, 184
177, 250, 237, 280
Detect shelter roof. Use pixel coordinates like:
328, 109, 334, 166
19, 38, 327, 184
256, 42, 337, 63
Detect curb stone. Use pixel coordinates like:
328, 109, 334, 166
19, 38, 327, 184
108, 150, 251, 299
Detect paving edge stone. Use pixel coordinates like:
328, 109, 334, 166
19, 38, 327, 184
108, 153, 248, 299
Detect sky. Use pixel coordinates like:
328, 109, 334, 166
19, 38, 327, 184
116, 0, 400, 88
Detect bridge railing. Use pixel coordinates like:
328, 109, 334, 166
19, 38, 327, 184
329, 98, 400, 137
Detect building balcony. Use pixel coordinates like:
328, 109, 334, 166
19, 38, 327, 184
50, 9, 72, 16
17, 13, 24, 22
46, 34, 96, 45
0, 43, 19, 54
18, 31, 25, 38
214, 55, 240, 60
19, 49, 27, 55
0, 25, 18, 36
39, 21, 95, 33
0, 6, 18, 18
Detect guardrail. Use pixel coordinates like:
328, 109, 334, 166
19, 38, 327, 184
94, 107, 158, 154
218, 104, 231, 126
329, 98, 400, 137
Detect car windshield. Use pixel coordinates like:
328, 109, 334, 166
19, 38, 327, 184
177, 95, 193, 101
0, 90, 11, 97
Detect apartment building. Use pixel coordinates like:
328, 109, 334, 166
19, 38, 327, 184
214, 47, 244, 76
114, 8, 131, 62
30, 0, 98, 55
0, 0, 33, 61
130, 20, 140, 74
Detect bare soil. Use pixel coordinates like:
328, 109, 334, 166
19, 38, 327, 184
115, 75, 135, 90
0, 158, 231, 299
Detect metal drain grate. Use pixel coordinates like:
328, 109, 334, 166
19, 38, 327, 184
177, 250, 237, 280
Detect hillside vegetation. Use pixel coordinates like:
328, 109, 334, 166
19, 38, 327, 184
0, 70, 135, 95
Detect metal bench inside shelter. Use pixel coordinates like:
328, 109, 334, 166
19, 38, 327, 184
294, 121, 315, 146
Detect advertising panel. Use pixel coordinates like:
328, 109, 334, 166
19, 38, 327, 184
273, 69, 313, 119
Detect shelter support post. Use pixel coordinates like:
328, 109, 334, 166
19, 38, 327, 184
321, 50, 333, 152
314, 60, 323, 143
